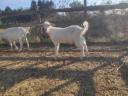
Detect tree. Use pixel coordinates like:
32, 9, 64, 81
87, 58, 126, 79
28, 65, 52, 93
38, 0, 42, 10
1, 6, 12, 24
45, 0, 54, 9
69, 1, 83, 8
30, 0, 37, 11
37, 0, 54, 10
66, 1, 84, 23
0, 9, 2, 14
4, 6, 12, 13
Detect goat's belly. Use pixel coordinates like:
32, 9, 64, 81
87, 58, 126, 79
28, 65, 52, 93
3, 33, 24, 41
52, 36, 74, 44
60, 39, 73, 44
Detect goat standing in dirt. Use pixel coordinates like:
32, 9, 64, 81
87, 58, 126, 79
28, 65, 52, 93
0, 27, 30, 51
42, 20, 89, 58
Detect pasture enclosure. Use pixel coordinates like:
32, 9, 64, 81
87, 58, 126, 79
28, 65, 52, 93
1, 0, 128, 43
0, 0, 128, 96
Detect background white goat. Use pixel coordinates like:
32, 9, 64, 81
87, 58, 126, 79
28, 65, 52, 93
43, 20, 89, 58
0, 27, 30, 51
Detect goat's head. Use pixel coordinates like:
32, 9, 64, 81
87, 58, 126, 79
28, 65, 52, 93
24, 27, 32, 35
40, 21, 51, 34
41, 21, 55, 34
43, 21, 51, 29
82, 20, 89, 28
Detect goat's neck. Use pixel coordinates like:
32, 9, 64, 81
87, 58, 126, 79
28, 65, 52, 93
81, 24, 89, 35
47, 26, 53, 33
84, 25, 88, 31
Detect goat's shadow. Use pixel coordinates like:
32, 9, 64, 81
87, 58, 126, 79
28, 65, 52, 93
118, 51, 128, 87
0, 47, 127, 96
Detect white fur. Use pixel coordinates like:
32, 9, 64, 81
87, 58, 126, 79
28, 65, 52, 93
43, 20, 89, 58
0, 27, 30, 51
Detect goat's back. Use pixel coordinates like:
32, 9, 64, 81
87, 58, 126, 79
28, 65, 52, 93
47, 25, 83, 44
2, 27, 27, 41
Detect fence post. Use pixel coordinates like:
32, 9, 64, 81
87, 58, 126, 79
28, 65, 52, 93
37, 9, 44, 44
84, 0, 87, 16
37, 9, 47, 56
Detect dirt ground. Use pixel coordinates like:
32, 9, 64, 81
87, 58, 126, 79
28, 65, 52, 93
0, 44, 128, 96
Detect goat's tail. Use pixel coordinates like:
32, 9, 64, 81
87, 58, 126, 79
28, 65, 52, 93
81, 20, 89, 35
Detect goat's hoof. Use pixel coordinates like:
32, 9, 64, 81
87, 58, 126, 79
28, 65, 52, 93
10, 48, 13, 51
54, 56, 58, 60
18, 49, 22, 52
86, 51, 89, 55
27, 48, 31, 51
54, 57, 57, 60
80, 56, 84, 60
15, 48, 19, 51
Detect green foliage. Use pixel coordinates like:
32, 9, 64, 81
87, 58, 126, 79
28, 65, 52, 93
0, 0, 55, 25
88, 11, 111, 38
1, 0, 128, 43
1, 15, 33, 24
4, 6, 12, 13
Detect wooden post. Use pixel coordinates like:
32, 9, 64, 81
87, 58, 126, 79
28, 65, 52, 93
84, 0, 87, 16
37, 9, 44, 43
37, 8, 47, 56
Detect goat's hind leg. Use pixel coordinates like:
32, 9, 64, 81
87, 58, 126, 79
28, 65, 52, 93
75, 40, 85, 59
25, 37, 30, 50
54, 43, 60, 58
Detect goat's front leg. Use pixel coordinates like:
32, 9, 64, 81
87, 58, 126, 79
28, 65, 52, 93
80, 35, 88, 53
25, 37, 30, 50
55, 43, 60, 57
19, 39, 23, 51
80, 45, 85, 59
9, 41, 13, 50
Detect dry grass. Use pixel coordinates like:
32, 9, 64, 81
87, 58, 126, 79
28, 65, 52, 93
0, 29, 5, 33
0, 44, 128, 96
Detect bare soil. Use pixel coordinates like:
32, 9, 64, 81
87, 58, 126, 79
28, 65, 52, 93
0, 44, 128, 96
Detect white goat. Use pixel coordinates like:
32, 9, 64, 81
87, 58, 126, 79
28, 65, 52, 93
42, 20, 89, 58
0, 27, 30, 51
